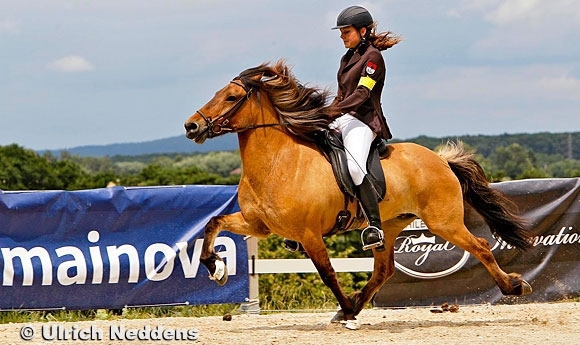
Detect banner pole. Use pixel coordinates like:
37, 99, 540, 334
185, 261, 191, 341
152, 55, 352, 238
239, 236, 260, 314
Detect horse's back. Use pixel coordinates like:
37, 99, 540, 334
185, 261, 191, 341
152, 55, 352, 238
380, 142, 463, 214
382, 142, 454, 180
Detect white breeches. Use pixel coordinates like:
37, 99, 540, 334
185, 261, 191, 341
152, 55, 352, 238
329, 114, 376, 186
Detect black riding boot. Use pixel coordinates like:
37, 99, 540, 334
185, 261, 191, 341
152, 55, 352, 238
357, 175, 385, 251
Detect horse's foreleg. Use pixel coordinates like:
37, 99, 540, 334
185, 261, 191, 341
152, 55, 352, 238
300, 234, 355, 322
200, 211, 266, 286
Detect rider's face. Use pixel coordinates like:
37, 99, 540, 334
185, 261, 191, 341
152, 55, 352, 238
339, 26, 366, 49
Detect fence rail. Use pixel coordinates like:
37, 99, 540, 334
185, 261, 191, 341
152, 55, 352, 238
249, 257, 374, 274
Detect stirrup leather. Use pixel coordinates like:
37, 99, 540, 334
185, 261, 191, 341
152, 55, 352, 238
361, 226, 384, 251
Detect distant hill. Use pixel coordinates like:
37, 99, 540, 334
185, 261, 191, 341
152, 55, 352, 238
44, 134, 239, 157
41, 131, 579, 160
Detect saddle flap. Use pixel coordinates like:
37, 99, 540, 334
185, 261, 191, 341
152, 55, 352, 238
315, 130, 386, 201
316, 130, 356, 198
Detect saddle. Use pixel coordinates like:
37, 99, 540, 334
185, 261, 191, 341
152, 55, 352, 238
283, 130, 390, 253
316, 129, 387, 201
315, 130, 388, 233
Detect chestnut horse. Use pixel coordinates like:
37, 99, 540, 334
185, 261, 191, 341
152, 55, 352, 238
184, 61, 532, 325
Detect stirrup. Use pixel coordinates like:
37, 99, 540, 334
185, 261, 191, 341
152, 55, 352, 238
283, 239, 304, 252
361, 226, 385, 251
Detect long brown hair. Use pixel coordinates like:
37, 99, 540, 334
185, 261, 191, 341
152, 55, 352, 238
366, 24, 402, 51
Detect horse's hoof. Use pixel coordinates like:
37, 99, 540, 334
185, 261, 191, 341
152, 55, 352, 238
209, 260, 228, 286
341, 319, 361, 330
520, 280, 532, 295
508, 273, 532, 296
331, 310, 345, 323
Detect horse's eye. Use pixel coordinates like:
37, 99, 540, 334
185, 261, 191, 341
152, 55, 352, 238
226, 95, 237, 102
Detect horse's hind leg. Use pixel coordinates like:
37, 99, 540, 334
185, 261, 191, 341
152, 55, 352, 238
347, 220, 408, 317
350, 239, 396, 316
426, 218, 531, 296
200, 211, 268, 285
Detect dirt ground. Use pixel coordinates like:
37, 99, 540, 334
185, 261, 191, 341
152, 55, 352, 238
2, 302, 579, 345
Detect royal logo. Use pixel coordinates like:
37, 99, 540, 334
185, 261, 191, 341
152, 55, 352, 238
394, 219, 470, 279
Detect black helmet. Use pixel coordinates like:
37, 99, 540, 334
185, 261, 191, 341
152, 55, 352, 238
332, 5, 373, 30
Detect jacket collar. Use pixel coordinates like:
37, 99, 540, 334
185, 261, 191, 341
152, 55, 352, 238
341, 43, 370, 70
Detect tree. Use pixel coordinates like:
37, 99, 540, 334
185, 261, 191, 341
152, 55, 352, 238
173, 151, 241, 177
549, 159, 580, 178
489, 144, 537, 180
0, 144, 83, 190
133, 164, 223, 186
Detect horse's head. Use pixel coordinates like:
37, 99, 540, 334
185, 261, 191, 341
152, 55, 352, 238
185, 61, 338, 144
184, 76, 256, 144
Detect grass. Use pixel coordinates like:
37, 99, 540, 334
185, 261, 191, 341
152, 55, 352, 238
0, 272, 367, 324
0, 304, 240, 324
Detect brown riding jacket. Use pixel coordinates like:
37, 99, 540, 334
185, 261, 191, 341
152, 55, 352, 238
332, 43, 393, 140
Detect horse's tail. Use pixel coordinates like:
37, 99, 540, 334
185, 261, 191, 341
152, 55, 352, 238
438, 141, 532, 250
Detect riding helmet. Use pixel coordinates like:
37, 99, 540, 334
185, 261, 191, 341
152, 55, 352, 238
332, 5, 374, 30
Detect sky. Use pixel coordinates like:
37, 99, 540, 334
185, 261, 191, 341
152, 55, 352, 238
1, 0, 579, 151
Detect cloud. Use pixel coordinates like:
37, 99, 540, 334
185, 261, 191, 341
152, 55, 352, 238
385, 62, 580, 139
458, 0, 580, 58
483, 0, 580, 25
47, 55, 95, 72
484, 0, 540, 24
0, 19, 19, 34
397, 64, 580, 103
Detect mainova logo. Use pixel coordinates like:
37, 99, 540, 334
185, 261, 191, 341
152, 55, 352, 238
394, 219, 470, 279
0, 231, 237, 287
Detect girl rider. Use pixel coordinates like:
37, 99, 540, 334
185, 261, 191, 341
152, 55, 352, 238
330, 5, 401, 251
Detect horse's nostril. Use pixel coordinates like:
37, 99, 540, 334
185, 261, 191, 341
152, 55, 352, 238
185, 122, 198, 132
185, 122, 199, 139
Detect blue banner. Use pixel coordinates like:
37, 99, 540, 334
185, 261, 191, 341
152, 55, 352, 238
0, 185, 249, 310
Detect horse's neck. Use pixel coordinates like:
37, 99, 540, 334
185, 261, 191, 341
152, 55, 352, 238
237, 124, 318, 182
238, 128, 296, 168
235, 97, 324, 188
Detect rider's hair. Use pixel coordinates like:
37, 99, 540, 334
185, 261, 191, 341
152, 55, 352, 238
359, 22, 403, 50
364, 24, 402, 51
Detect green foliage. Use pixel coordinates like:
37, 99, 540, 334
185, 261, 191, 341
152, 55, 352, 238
174, 151, 242, 177
490, 143, 532, 177
2, 131, 579, 191
257, 234, 371, 311
0, 146, 241, 190
0, 305, 240, 324
403, 132, 580, 160
0, 144, 86, 190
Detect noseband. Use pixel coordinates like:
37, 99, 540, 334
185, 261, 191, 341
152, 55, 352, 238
195, 77, 286, 138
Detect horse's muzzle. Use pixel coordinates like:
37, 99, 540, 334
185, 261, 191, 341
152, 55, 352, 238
184, 121, 199, 140
184, 121, 209, 144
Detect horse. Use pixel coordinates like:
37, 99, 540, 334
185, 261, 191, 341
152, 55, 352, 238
184, 60, 532, 327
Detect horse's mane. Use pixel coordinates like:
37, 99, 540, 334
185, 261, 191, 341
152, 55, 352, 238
238, 60, 340, 141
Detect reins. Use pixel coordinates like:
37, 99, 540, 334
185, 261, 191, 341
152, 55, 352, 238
195, 77, 288, 138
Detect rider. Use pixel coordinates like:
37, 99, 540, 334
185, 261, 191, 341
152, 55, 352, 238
330, 5, 401, 251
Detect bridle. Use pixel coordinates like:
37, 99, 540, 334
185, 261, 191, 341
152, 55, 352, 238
194, 76, 287, 138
